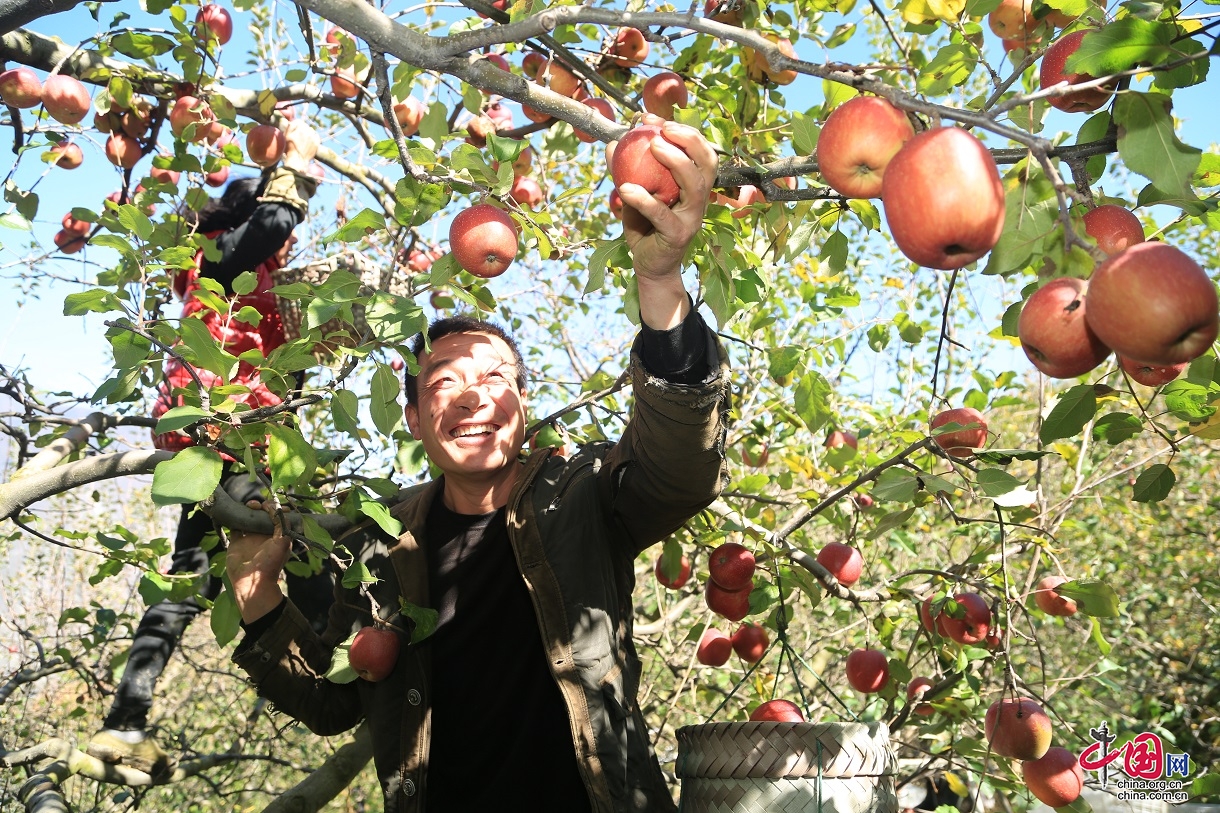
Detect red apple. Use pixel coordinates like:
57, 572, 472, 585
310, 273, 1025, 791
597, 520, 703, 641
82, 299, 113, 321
609, 188, 624, 219
610, 125, 681, 207
985, 697, 1052, 760
930, 407, 988, 457
348, 625, 400, 682
1119, 355, 1185, 387
907, 676, 936, 716
42, 74, 91, 125
538, 60, 583, 98
0, 67, 42, 108
696, 627, 733, 666
1017, 277, 1112, 378
485, 100, 513, 130
465, 114, 495, 148
731, 622, 769, 663
331, 70, 360, 99
728, 185, 765, 218
705, 581, 752, 622
610, 27, 650, 67
816, 96, 915, 199
1083, 204, 1144, 256
708, 542, 755, 591
881, 127, 1005, 269
744, 35, 798, 85
1032, 575, 1078, 616
654, 552, 692, 589
120, 98, 153, 138
1085, 242, 1218, 366
53, 229, 85, 254
854, 493, 875, 509
940, 592, 991, 645
846, 648, 890, 694
816, 542, 863, 587
205, 164, 230, 187
406, 250, 433, 273
920, 596, 950, 636
520, 99, 553, 125
103, 133, 141, 169
988, 0, 1039, 43
704, 0, 743, 25
49, 142, 83, 169
1040, 30, 1116, 113
449, 203, 518, 278
521, 52, 546, 79
483, 53, 510, 73
642, 71, 688, 120
204, 122, 233, 148
246, 124, 286, 167
391, 97, 425, 136
148, 156, 181, 186
824, 429, 858, 450
574, 98, 614, 143
1022, 747, 1085, 807
195, 4, 233, 45
512, 146, 534, 178
749, 699, 805, 722
169, 96, 214, 142
62, 212, 90, 236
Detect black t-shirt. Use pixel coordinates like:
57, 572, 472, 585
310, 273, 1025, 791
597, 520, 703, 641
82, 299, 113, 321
422, 492, 592, 812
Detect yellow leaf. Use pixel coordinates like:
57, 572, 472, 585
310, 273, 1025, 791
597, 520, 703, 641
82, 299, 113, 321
900, 0, 964, 24
944, 772, 969, 798
1188, 411, 1220, 439
926, 0, 967, 19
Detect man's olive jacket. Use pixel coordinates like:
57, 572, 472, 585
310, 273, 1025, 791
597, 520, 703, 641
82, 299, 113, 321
234, 336, 731, 812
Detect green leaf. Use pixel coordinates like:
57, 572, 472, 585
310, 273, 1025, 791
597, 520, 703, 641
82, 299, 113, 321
791, 112, 820, 156
1191, 774, 1220, 801
370, 362, 403, 436
113, 31, 174, 58
210, 588, 241, 646
115, 205, 154, 241
916, 45, 977, 95
1161, 379, 1216, 421
1091, 411, 1143, 444
1132, 463, 1174, 502
267, 424, 317, 489
365, 292, 427, 345
4, 180, 38, 222
64, 289, 123, 316
1039, 384, 1097, 444
155, 405, 211, 435
332, 389, 361, 438
400, 600, 439, 643
820, 231, 848, 276
107, 325, 151, 368
586, 238, 623, 294
177, 317, 239, 380
1114, 92, 1202, 198
1065, 19, 1172, 76
138, 571, 172, 606
873, 468, 920, 503
1089, 616, 1111, 656
793, 370, 831, 433
975, 468, 1023, 497
866, 506, 915, 539
429, 253, 460, 287
151, 447, 223, 506
322, 208, 386, 244
341, 561, 378, 588
1056, 579, 1120, 617
231, 271, 259, 296
767, 346, 803, 381
325, 631, 359, 683
359, 497, 404, 538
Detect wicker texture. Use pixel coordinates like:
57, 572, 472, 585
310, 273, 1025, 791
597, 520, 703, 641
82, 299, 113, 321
676, 722, 897, 813
273, 251, 404, 349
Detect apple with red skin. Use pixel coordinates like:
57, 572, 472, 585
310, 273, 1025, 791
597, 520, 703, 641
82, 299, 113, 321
988, 0, 1039, 43
205, 123, 234, 148
907, 676, 936, 717
574, 98, 614, 143
522, 52, 546, 79
750, 699, 805, 722
731, 622, 769, 663
205, 164, 230, 187
705, 581, 752, 622
42, 74, 91, 125
940, 592, 991, 645
816, 96, 914, 199
930, 407, 988, 458
331, 70, 360, 99
484, 101, 513, 131
103, 133, 141, 170
611, 125, 681, 207
390, 97, 425, 137
642, 72, 687, 120
1033, 575, 1077, 616
349, 625, 400, 682
654, 553, 692, 589
148, 156, 181, 186
704, 0, 743, 25
170, 96, 214, 142
726, 186, 765, 219
120, 99, 153, 138
62, 212, 90, 236
1085, 242, 1218, 366
985, 697, 1052, 759
882, 127, 1005, 270
406, 250, 433, 273
483, 53, 510, 74
49, 142, 83, 169
825, 429, 858, 450
845, 648, 890, 693
984, 625, 1003, 649
0, 67, 42, 108
520, 100, 553, 124
509, 176, 543, 209
608, 188, 624, 219
390, 358, 405, 372
196, 4, 233, 45
512, 146, 534, 178
1083, 204, 1144, 256
1018, 277, 1112, 379
449, 203, 518, 278
538, 60, 583, 98
1022, 747, 1085, 807
696, 627, 733, 666
54, 230, 85, 254
1040, 30, 1116, 113
816, 542, 863, 587
1119, 355, 1185, 387
744, 35, 797, 85
246, 124, 286, 167
708, 542, 755, 591
920, 596, 950, 636
611, 28, 650, 67
854, 493, 875, 510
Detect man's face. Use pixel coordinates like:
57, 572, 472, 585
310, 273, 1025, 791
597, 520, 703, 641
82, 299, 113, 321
403, 332, 527, 479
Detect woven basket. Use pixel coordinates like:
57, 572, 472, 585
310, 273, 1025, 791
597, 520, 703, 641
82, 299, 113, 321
676, 721, 898, 813
274, 252, 408, 353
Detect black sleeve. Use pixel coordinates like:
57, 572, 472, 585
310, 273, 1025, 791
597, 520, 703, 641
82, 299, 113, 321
236, 595, 288, 649
637, 303, 715, 386
201, 202, 302, 294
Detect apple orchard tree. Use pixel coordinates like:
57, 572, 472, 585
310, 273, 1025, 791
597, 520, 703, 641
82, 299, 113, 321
0, 0, 1218, 808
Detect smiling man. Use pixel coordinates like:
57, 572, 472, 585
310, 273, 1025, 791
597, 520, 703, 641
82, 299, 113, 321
226, 119, 731, 812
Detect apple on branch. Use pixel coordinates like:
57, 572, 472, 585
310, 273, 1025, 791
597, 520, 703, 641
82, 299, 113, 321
1017, 277, 1112, 378
1040, 30, 1117, 113
42, 74, 91, 125
1022, 747, 1085, 807
0, 67, 42, 108
985, 697, 1052, 760
348, 625, 401, 682
930, 407, 988, 458
449, 203, 519, 278
696, 627, 733, 666
610, 124, 681, 207
1082, 204, 1144, 256
845, 648, 890, 693
816, 96, 914, 199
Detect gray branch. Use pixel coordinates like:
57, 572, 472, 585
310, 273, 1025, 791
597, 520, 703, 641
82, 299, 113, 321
0, 0, 117, 36
260, 722, 373, 813
0, 450, 172, 521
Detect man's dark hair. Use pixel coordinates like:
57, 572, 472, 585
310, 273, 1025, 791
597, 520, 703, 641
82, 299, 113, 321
404, 315, 527, 406
182, 173, 269, 233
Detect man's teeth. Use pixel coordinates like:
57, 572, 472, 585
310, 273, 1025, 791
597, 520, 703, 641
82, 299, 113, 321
452, 424, 497, 438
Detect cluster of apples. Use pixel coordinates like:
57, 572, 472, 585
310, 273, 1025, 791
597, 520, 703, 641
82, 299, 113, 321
702, 541, 757, 622
986, 696, 1085, 807
696, 622, 769, 667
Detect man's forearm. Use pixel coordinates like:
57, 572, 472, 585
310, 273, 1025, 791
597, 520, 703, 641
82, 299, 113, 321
637, 271, 690, 331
